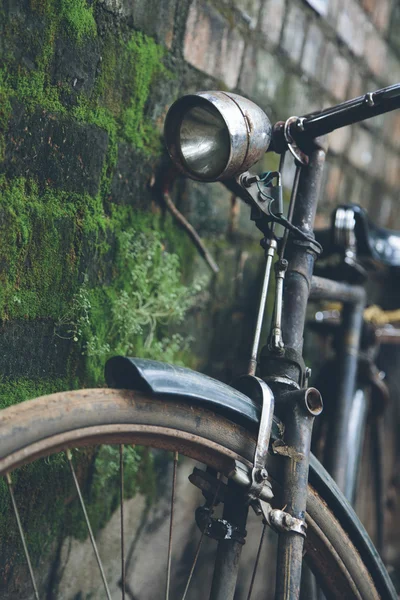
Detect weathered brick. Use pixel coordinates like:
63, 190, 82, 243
362, 0, 391, 33
326, 0, 342, 27
384, 52, 400, 87
368, 141, 386, 180
385, 111, 400, 149
180, 179, 232, 237
234, 0, 262, 27
347, 70, 363, 100
323, 162, 343, 205
0, 321, 73, 379
239, 46, 285, 111
53, 35, 100, 99
281, 4, 307, 63
304, 0, 329, 17
4, 106, 108, 196
99, 0, 177, 48
385, 151, 400, 189
184, 0, 245, 88
388, 1, 400, 52
110, 143, 154, 208
365, 182, 393, 226
336, 0, 368, 57
259, 0, 286, 45
348, 127, 373, 171
364, 28, 387, 79
348, 172, 367, 207
322, 44, 350, 101
328, 125, 352, 155
301, 22, 325, 79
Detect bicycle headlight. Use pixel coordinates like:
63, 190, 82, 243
164, 91, 272, 182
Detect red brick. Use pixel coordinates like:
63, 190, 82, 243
385, 152, 400, 188
260, 0, 286, 45
301, 22, 325, 79
184, 0, 245, 88
322, 44, 351, 101
336, 0, 368, 57
348, 127, 374, 170
364, 29, 387, 78
323, 162, 343, 205
328, 126, 352, 155
362, 0, 391, 33
281, 4, 307, 63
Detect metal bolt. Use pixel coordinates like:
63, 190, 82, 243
254, 468, 268, 483
305, 367, 312, 379
242, 174, 258, 187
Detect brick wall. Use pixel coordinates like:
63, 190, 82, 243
181, 0, 400, 228
1, 0, 399, 390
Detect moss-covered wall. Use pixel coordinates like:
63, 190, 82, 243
0, 0, 271, 410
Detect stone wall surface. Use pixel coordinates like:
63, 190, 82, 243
1, 0, 399, 393
1, 0, 400, 597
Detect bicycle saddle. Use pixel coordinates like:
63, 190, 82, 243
316, 204, 400, 267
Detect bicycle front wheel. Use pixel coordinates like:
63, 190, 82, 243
0, 388, 393, 599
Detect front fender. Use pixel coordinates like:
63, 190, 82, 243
105, 356, 261, 430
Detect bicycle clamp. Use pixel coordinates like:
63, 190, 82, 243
259, 500, 307, 537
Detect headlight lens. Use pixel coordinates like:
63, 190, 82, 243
179, 105, 230, 180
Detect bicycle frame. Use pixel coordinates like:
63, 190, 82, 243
163, 82, 400, 599
251, 84, 400, 599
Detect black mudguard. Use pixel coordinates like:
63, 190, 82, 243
105, 356, 260, 430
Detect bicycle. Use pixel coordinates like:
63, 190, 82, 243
1, 84, 400, 599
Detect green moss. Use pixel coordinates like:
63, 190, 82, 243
55, 213, 202, 386
122, 33, 166, 153
0, 376, 72, 409
95, 30, 170, 155
0, 1, 198, 584
0, 70, 12, 161
0, 176, 108, 321
59, 0, 97, 42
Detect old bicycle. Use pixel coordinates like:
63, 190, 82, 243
1, 84, 400, 599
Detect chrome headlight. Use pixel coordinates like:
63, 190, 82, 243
164, 91, 272, 182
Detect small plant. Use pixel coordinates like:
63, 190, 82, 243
56, 224, 205, 378
54, 276, 92, 342
109, 230, 198, 352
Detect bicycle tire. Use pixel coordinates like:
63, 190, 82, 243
0, 388, 394, 599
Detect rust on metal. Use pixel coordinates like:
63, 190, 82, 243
272, 440, 304, 463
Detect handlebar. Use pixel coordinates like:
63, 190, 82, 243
297, 83, 400, 138
271, 83, 400, 153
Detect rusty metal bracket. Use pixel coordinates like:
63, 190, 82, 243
232, 375, 275, 503
283, 117, 309, 166
259, 500, 307, 537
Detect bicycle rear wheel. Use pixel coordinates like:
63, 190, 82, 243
0, 388, 394, 599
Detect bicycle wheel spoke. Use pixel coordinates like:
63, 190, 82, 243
6, 473, 40, 600
120, 444, 126, 600
246, 523, 267, 600
166, 451, 178, 600
181, 526, 206, 600
181, 478, 221, 600
66, 449, 112, 600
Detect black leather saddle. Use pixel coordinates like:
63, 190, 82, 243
316, 204, 400, 267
